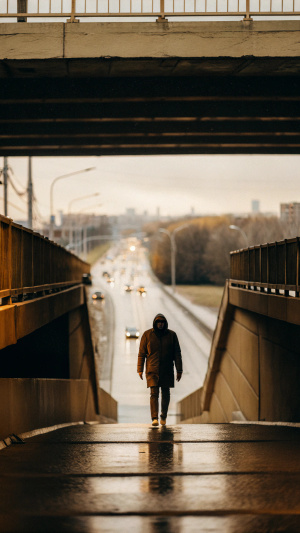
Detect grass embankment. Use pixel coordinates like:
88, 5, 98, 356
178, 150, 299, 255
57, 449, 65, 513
86, 242, 111, 265
176, 285, 224, 309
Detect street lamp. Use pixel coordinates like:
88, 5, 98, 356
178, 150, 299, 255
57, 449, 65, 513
78, 202, 102, 214
49, 167, 95, 241
68, 192, 100, 214
159, 223, 189, 293
68, 202, 103, 255
67, 192, 100, 245
77, 202, 103, 256
229, 224, 249, 247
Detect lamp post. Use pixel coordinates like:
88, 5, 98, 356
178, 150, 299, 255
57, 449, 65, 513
77, 202, 103, 256
2, 157, 8, 217
67, 192, 100, 246
159, 223, 189, 293
229, 224, 249, 247
49, 167, 95, 241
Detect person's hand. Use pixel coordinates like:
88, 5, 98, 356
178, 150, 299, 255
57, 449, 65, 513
139, 372, 143, 380
176, 372, 182, 382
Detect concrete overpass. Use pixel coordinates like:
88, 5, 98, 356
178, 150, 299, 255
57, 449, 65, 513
0, 21, 300, 155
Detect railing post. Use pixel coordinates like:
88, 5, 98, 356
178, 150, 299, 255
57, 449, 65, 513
20, 229, 24, 296
2, 220, 12, 305
259, 245, 262, 289
284, 239, 287, 285
243, 0, 253, 21
266, 243, 271, 293
284, 239, 289, 296
17, 0, 27, 22
31, 232, 34, 288
297, 237, 300, 297
156, 0, 168, 22
67, 0, 79, 22
247, 248, 250, 287
275, 242, 278, 291
8, 221, 12, 304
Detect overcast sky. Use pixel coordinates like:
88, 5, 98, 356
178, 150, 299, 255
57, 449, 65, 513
1, 154, 299, 225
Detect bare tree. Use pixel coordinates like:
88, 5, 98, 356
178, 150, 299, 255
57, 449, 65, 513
149, 234, 171, 284
175, 225, 210, 284
148, 214, 300, 288
204, 226, 238, 285
242, 216, 287, 246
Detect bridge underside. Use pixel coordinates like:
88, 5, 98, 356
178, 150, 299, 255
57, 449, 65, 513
1, 21, 300, 156
1, 70, 300, 156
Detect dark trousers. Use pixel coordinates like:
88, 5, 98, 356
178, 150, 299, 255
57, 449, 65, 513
150, 386, 170, 420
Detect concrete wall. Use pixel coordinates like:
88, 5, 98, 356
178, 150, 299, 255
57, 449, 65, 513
1, 22, 300, 62
0, 286, 117, 440
179, 282, 300, 423
0, 378, 96, 440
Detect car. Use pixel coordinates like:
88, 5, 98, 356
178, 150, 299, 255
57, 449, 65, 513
125, 326, 140, 339
137, 286, 147, 295
102, 271, 110, 277
107, 277, 115, 283
82, 273, 92, 285
124, 284, 133, 292
92, 291, 105, 300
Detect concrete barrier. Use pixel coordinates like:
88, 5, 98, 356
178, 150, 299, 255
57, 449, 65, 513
0, 284, 117, 440
179, 280, 300, 423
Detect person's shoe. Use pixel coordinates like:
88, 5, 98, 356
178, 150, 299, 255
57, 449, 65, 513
152, 419, 159, 427
160, 417, 166, 426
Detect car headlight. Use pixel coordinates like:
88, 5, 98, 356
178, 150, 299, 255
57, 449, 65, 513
126, 332, 130, 337
136, 332, 140, 337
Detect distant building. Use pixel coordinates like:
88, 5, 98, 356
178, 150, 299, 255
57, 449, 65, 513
251, 200, 260, 214
280, 202, 300, 225
126, 208, 135, 219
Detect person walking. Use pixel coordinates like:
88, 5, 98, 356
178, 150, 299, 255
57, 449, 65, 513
137, 313, 183, 427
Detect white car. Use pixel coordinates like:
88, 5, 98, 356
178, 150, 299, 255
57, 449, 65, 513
125, 327, 140, 339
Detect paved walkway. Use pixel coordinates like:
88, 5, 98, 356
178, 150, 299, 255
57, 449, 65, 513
1, 423, 300, 532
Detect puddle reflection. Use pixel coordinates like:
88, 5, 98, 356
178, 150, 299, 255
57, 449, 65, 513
146, 429, 182, 533
150, 516, 180, 533
139, 427, 182, 504
148, 427, 175, 474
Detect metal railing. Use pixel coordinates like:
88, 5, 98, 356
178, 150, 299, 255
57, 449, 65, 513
1, 0, 299, 22
230, 236, 300, 295
0, 215, 90, 305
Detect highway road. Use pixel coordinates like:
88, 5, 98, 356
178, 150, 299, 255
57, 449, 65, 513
89, 238, 212, 424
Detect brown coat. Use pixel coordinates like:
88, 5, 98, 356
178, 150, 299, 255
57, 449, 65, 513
137, 314, 182, 388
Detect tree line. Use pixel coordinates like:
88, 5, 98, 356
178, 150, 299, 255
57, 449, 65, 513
145, 215, 300, 286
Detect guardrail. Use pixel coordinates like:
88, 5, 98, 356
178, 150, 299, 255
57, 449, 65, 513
230, 236, 300, 295
0, 215, 90, 305
1, 0, 299, 22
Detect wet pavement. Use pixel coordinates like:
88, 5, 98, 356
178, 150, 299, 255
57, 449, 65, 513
1, 423, 300, 532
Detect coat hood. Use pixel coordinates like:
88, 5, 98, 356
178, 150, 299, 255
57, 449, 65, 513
153, 313, 168, 332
